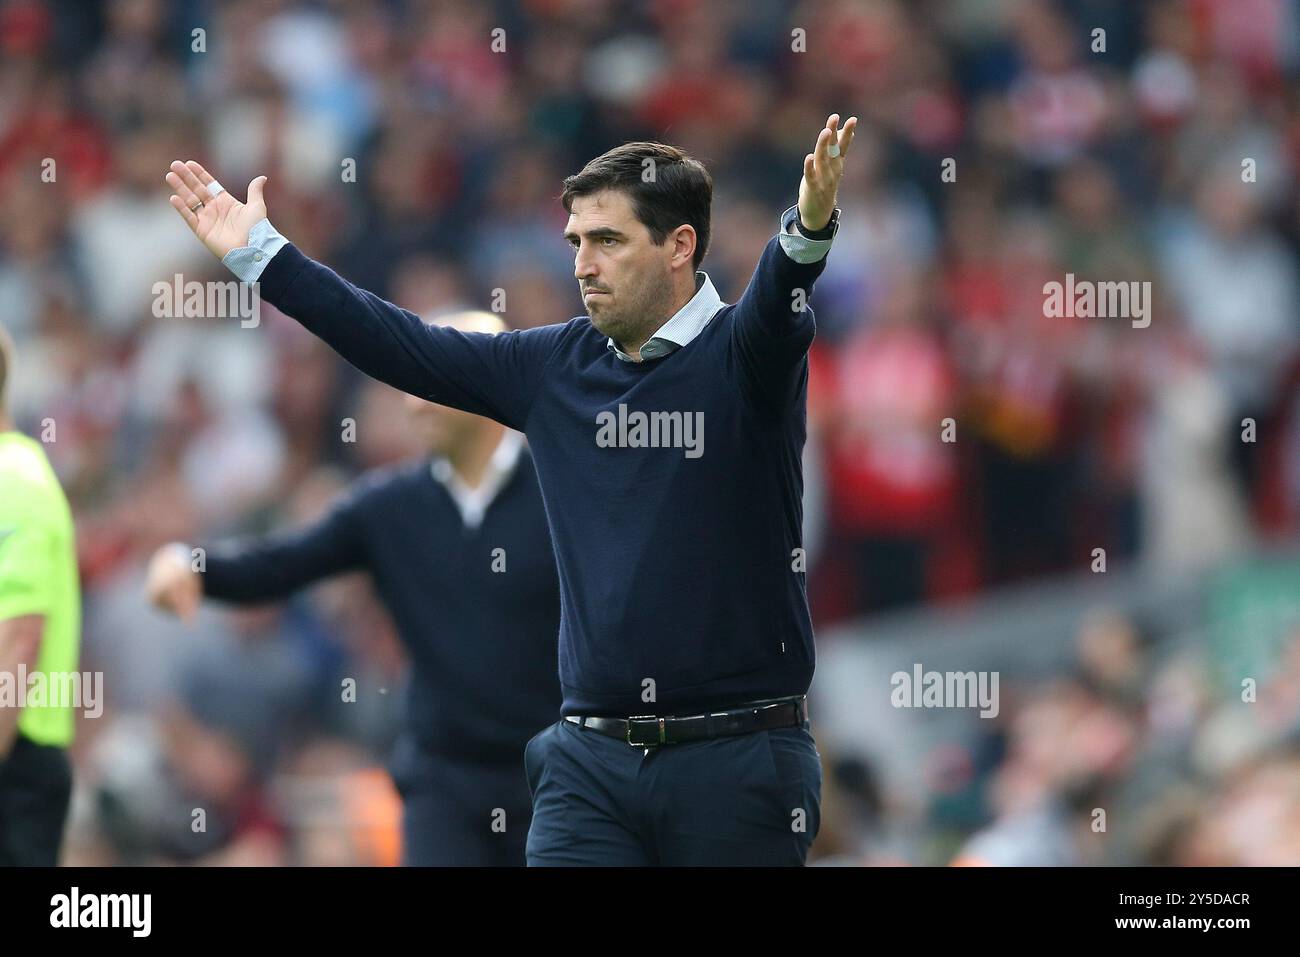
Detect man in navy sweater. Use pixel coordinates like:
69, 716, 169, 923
164, 112, 857, 865
145, 311, 562, 866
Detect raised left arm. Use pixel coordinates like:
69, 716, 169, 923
730, 113, 857, 410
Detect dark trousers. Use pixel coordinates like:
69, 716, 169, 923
524, 718, 822, 866
0, 735, 72, 866
389, 736, 533, 866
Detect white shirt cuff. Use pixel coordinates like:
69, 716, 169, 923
222, 218, 289, 283
778, 205, 835, 264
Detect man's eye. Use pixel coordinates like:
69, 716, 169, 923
601, 237, 617, 247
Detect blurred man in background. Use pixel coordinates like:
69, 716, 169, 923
0, 322, 82, 865
146, 310, 561, 866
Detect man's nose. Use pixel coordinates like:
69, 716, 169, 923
574, 246, 598, 281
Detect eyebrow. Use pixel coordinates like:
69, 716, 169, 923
563, 226, 628, 244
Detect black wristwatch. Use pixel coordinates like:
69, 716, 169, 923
792, 206, 840, 241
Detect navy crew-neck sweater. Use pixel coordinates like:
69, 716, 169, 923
200, 452, 562, 761
253, 233, 828, 718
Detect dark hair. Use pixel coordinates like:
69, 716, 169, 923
561, 142, 713, 269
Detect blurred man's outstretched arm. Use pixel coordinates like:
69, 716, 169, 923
146, 481, 370, 622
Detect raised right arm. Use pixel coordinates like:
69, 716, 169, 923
251, 241, 560, 430
164, 160, 564, 431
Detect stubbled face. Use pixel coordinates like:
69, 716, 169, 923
565, 189, 678, 350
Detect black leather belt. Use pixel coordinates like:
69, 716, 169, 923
564, 695, 808, 747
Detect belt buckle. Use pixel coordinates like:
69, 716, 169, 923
626, 715, 666, 747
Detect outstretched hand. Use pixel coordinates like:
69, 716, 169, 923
797, 113, 857, 232
165, 159, 268, 260
145, 544, 203, 625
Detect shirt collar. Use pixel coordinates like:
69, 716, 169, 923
606, 270, 725, 363
429, 430, 525, 529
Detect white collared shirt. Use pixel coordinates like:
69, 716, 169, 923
429, 430, 525, 529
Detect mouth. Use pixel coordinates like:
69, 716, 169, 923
584, 289, 609, 297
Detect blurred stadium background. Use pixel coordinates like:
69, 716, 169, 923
3, 0, 1300, 865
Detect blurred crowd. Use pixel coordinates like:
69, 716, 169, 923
2, 0, 1299, 863
816, 610, 1300, 866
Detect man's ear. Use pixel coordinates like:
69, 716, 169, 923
671, 224, 697, 269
